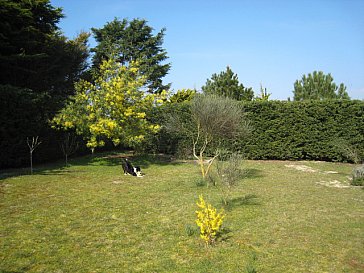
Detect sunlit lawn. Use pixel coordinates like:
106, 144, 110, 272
1, 153, 363, 272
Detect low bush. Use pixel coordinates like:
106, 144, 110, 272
195, 195, 225, 246
208, 153, 247, 205
352, 165, 364, 186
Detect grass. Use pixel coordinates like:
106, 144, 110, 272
1, 152, 363, 272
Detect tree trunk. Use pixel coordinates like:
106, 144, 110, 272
30, 151, 33, 175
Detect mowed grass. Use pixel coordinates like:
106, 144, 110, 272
1, 153, 363, 272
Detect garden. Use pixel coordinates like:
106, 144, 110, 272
1, 1, 364, 272
1, 153, 363, 272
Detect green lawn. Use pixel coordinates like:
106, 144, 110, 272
1, 153, 363, 272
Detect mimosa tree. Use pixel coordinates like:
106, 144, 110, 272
52, 58, 166, 152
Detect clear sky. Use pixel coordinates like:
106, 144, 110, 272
51, 0, 364, 100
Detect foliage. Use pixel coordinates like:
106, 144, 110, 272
169, 89, 196, 103
331, 138, 362, 164
351, 165, 364, 186
239, 100, 364, 162
0, 0, 89, 168
91, 18, 170, 93
202, 66, 254, 101
293, 71, 349, 101
52, 58, 166, 151
164, 94, 250, 178
208, 153, 247, 205
0, 0, 63, 59
195, 195, 225, 246
0, 0, 89, 97
254, 84, 271, 101
153, 100, 364, 163
0, 85, 43, 167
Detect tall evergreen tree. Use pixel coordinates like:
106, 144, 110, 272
0, 0, 89, 168
293, 71, 349, 101
202, 66, 254, 101
91, 18, 171, 93
0, 0, 89, 100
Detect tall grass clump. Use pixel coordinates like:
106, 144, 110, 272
352, 165, 364, 186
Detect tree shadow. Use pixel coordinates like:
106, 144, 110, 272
36, 168, 87, 176
218, 226, 233, 242
89, 152, 184, 169
0, 169, 28, 180
225, 194, 261, 211
243, 168, 264, 179
0, 151, 186, 180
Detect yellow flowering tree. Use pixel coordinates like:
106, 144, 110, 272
52, 58, 166, 151
195, 195, 225, 246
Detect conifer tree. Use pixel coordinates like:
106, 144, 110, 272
202, 66, 254, 101
293, 71, 349, 101
91, 18, 170, 93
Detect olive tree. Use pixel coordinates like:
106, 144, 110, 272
164, 94, 250, 179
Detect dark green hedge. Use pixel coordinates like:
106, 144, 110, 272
239, 100, 364, 162
151, 100, 363, 163
0, 85, 88, 169
2, 91, 363, 169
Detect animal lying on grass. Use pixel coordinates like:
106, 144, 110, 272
121, 158, 143, 177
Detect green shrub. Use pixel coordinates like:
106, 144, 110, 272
352, 165, 364, 186
209, 153, 247, 205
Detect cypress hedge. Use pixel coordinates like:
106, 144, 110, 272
239, 100, 364, 162
153, 100, 363, 163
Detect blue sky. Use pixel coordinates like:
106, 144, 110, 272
51, 0, 364, 100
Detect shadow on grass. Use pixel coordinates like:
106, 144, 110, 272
36, 168, 87, 176
0, 169, 28, 180
244, 168, 264, 179
0, 151, 185, 180
90, 153, 184, 169
219, 226, 233, 242
225, 194, 260, 211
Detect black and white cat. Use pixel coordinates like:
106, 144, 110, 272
121, 158, 143, 177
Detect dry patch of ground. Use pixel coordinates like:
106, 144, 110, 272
284, 163, 355, 188
284, 164, 339, 174
316, 179, 351, 188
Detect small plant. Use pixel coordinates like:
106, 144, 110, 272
352, 165, 364, 186
59, 132, 79, 166
332, 138, 361, 164
195, 195, 225, 246
245, 264, 257, 273
185, 224, 197, 236
195, 178, 206, 187
27, 136, 42, 175
211, 153, 247, 205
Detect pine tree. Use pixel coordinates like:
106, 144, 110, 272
293, 71, 349, 101
91, 18, 170, 93
202, 66, 254, 101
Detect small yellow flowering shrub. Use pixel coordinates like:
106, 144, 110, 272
195, 195, 225, 246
